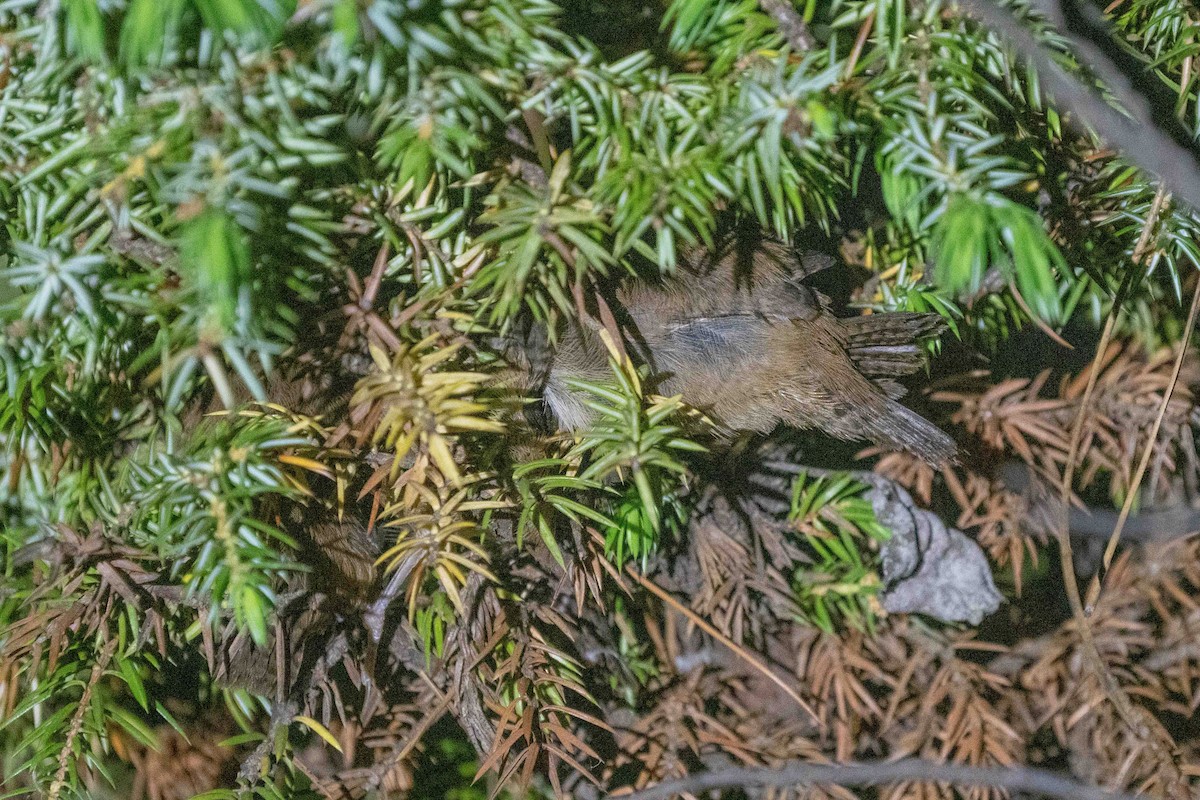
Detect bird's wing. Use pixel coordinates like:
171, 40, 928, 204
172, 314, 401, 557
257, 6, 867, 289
666, 315, 763, 348
626, 313, 769, 375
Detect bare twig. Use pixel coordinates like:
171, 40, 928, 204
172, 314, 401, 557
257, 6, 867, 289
597, 531, 817, 722
107, 228, 174, 265
365, 563, 410, 645
1091, 273, 1200, 602
610, 758, 1144, 800
1028, 0, 1158, 131
47, 637, 118, 800
760, 0, 815, 51
359, 563, 413, 721
1046, 187, 1167, 743
238, 699, 298, 783
1067, 502, 1200, 541
359, 691, 453, 794
449, 572, 495, 756
521, 109, 555, 177
845, 11, 875, 78
1008, 279, 1075, 349
1057, 186, 1165, 571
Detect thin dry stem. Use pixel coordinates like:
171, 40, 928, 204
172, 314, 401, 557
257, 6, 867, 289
760, 0, 815, 50
47, 637, 118, 800
604, 532, 817, 722
845, 12, 875, 78
1095, 273, 1200, 592
1053, 186, 1167, 742
1008, 279, 1074, 349
358, 692, 453, 795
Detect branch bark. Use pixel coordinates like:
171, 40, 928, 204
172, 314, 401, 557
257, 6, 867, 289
956, 0, 1200, 212
611, 758, 1144, 800
760, 0, 815, 51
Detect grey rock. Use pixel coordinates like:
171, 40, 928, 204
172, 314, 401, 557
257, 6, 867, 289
861, 475, 1003, 625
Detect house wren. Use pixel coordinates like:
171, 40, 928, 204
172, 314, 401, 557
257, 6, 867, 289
510, 234, 957, 464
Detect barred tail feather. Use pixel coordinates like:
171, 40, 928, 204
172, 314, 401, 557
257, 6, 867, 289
841, 313, 946, 379
862, 400, 957, 465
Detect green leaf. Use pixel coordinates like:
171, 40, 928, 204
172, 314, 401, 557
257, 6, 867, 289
294, 716, 344, 753
537, 516, 565, 568
62, 0, 106, 62
241, 585, 270, 647
332, 0, 360, 45
932, 194, 1065, 323
178, 208, 253, 336
119, 0, 184, 66
108, 705, 160, 750
115, 659, 148, 711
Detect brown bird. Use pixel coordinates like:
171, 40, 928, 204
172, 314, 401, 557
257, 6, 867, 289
511, 233, 957, 464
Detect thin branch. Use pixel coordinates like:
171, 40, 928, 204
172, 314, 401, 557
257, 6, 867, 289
845, 11, 875, 78
1056, 186, 1165, 571
1029, 0, 1158, 131
1067, 501, 1200, 541
1093, 272, 1200, 596
1046, 186, 1166, 742
359, 691, 453, 794
1008, 279, 1075, 348
610, 759, 1144, 800
760, 0, 815, 51
360, 561, 413, 722
448, 572, 495, 757
238, 699, 298, 782
955, 0, 1200, 212
597, 531, 817, 722
47, 637, 118, 800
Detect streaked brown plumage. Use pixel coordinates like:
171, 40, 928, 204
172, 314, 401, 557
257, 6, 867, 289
304, 517, 379, 601
513, 234, 956, 464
